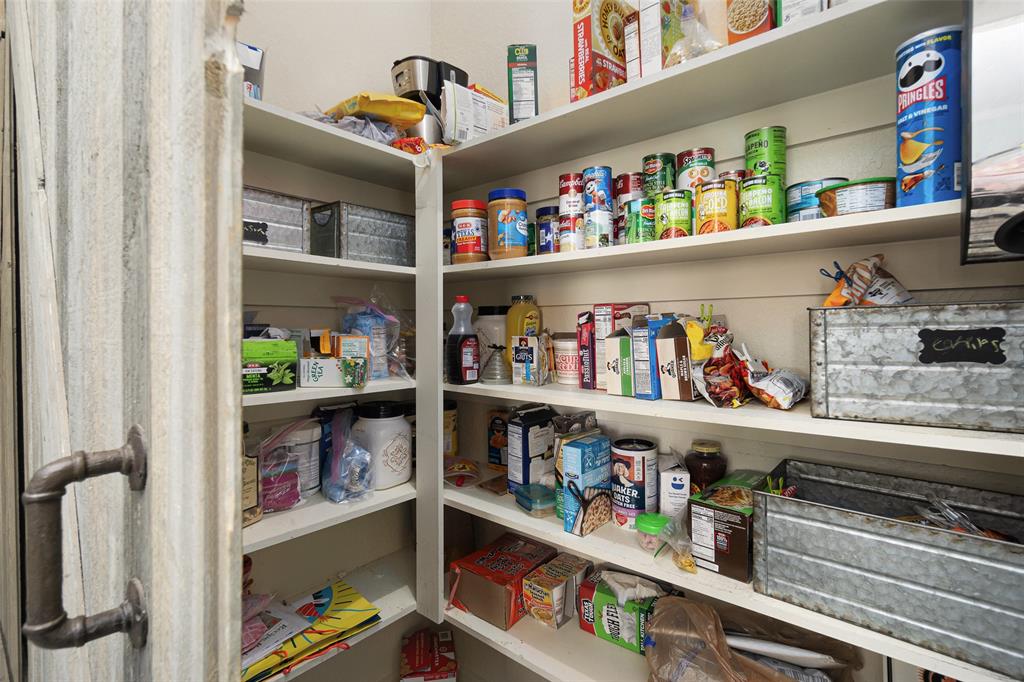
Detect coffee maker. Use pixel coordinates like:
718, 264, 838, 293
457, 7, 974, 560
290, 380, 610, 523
391, 56, 468, 144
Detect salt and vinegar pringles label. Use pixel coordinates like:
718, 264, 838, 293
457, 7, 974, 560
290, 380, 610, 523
744, 126, 786, 182
695, 179, 739, 234
642, 153, 676, 198
895, 26, 962, 207
625, 198, 656, 243
739, 174, 786, 227
507, 44, 538, 125
655, 189, 693, 238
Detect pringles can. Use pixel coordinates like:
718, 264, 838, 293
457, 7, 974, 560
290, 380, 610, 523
582, 166, 613, 213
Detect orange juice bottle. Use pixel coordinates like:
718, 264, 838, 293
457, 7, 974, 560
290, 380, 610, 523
505, 295, 542, 364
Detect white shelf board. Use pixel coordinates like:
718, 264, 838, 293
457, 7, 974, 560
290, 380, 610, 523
243, 98, 415, 191
243, 482, 416, 553
446, 604, 648, 682
243, 245, 415, 280
443, 201, 959, 281
441, 0, 962, 191
265, 548, 418, 681
243, 377, 416, 407
444, 383, 1024, 458
445, 486, 1014, 682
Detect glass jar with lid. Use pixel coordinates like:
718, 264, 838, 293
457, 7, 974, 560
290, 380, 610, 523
684, 439, 726, 495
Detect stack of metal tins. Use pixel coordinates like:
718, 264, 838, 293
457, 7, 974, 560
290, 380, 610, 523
741, 126, 788, 227
676, 148, 715, 235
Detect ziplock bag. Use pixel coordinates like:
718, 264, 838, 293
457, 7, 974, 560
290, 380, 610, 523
258, 418, 321, 512
335, 285, 413, 380
321, 408, 375, 503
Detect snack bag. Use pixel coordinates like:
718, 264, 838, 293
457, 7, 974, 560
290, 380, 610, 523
735, 344, 807, 411
692, 330, 751, 408
325, 92, 426, 129
822, 254, 915, 307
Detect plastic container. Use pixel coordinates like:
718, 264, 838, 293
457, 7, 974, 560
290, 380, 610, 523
487, 188, 529, 260
505, 295, 541, 364
684, 439, 727, 494
816, 177, 896, 217
536, 206, 560, 254
474, 305, 509, 379
446, 295, 479, 385
352, 401, 412, 489
514, 483, 556, 517
635, 513, 670, 552
279, 423, 322, 498
552, 334, 579, 385
451, 200, 488, 264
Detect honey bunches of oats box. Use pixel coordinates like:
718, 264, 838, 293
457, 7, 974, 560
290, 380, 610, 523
739, 174, 786, 227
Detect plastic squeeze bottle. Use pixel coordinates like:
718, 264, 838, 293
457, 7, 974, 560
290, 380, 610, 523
446, 295, 480, 385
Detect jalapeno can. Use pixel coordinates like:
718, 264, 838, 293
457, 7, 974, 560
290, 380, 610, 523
695, 179, 738, 234
625, 198, 656, 243
719, 169, 749, 183
655, 189, 693, 239
642, 153, 676, 198
559, 213, 585, 251
582, 166, 614, 213
744, 126, 786, 182
584, 210, 614, 248
739, 174, 786, 227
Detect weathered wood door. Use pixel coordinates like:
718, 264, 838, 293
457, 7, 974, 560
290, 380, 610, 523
8, 0, 244, 680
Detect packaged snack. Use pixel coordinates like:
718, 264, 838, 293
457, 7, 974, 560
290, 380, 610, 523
325, 91, 426, 129
443, 457, 480, 488
692, 329, 751, 409
562, 434, 613, 537
735, 344, 808, 410
523, 553, 593, 629
487, 409, 510, 471
507, 404, 556, 493
821, 254, 915, 307
689, 470, 765, 582
577, 311, 597, 390
400, 629, 457, 682
658, 511, 697, 573
631, 313, 677, 400
570, 0, 634, 101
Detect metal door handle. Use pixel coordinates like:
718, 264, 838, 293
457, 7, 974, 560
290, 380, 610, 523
22, 425, 148, 649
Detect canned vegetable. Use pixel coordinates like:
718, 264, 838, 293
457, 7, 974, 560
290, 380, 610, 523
625, 198, 656, 243
642, 153, 676, 197
739, 174, 786, 227
744, 126, 786, 182
585, 210, 614, 248
695, 179, 738, 234
655, 190, 693, 239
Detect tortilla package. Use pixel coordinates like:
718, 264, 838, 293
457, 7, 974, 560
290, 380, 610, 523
735, 345, 808, 411
822, 254, 914, 307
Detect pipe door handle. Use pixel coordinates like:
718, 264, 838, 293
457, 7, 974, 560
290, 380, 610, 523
22, 425, 148, 649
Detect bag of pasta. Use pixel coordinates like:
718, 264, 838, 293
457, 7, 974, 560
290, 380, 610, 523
657, 511, 697, 574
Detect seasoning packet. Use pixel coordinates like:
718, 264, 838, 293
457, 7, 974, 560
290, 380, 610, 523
735, 344, 807, 410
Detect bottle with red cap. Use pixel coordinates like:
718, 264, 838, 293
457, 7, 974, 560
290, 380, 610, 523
446, 295, 479, 384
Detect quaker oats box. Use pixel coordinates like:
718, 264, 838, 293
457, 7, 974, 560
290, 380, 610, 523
594, 302, 648, 390
570, 0, 636, 102
523, 553, 593, 629
655, 319, 698, 401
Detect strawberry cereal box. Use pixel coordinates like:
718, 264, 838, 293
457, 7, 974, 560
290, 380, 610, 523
570, 0, 636, 102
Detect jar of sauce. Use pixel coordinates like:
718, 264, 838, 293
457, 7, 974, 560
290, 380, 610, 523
451, 200, 489, 264
504, 295, 541, 364
684, 439, 726, 495
487, 188, 529, 260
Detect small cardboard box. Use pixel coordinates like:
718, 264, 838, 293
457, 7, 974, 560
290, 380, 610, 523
655, 320, 698, 401
507, 44, 539, 124
604, 329, 634, 396
578, 572, 658, 653
399, 629, 457, 682
624, 11, 641, 82
507, 404, 556, 493
562, 434, 612, 536
689, 469, 766, 583
630, 314, 676, 400
449, 533, 557, 631
659, 466, 691, 518
594, 302, 648, 390
554, 428, 602, 519
487, 409, 510, 471
577, 311, 597, 390
512, 335, 552, 385
236, 41, 265, 100
523, 553, 593, 629
570, 0, 634, 102
299, 357, 368, 389
241, 339, 298, 394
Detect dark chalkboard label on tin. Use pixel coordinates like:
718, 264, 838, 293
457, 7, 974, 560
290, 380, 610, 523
918, 327, 1006, 365
243, 220, 269, 245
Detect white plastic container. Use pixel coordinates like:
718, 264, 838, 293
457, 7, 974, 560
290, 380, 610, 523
352, 401, 413, 489
552, 335, 579, 385
278, 423, 322, 498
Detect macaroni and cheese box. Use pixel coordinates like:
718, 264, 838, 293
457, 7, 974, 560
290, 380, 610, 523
523, 553, 593, 629
689, 469, 765, 583
562, 434, 612, 537
577, 572, 658, 654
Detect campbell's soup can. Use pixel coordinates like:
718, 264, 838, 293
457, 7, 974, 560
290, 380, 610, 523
744, 126, 787, 182
614, 172, 644, 204
675, 148, 716, 193
625, 198, 656, 243
558, 173, 584, 215
739, 174, 786, 227
559, 213, 585, 251
695, 179, 738, 234
611, 438, 658, 530
655, 189, 692, 238
642, 153, 676, 198
895, 26, 962, 207
582, 166, 613, 213
584, 210, 614, 248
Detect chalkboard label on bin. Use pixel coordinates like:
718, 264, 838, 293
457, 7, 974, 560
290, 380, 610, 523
243, 220, 269, 245
918, 327, 1006, 365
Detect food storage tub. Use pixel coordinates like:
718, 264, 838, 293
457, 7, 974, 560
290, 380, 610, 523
752, 460, 1024, 679
310, 202, 415, 266
809, 301, 1024, 433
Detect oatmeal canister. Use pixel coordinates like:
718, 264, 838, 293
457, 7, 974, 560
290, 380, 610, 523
675, 147, 716, 193
625, 198, 656, 243
536, 206, 560, 254
582, 166, 614, 214
487, 188, 529, 260
559, 173, 584, 215
744, 126, 786, 182
642, 153, 676, 198
655, 189, 692, 239
611, 438, 658, 530
559, 213, 585, 251
739, 174, 786, 227
695, 178, 738, 234
895, 26, 962, 207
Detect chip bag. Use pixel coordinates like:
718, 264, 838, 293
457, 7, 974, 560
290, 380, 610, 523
692, 329, 751, 408
325, 92, 426, 129
821, 254, 915, 307
735, 344, 807, 411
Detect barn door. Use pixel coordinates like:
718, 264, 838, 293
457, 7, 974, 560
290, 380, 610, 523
9, 0, 244, 680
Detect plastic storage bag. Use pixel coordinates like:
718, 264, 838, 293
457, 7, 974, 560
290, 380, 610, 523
258, 418, 322, 512
321, 408, 375, 504
336, 285, 414, 380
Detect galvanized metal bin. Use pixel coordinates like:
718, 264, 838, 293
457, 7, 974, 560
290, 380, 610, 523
242, 186, 308, 252
753, 460, 1024, 679
809, 301, 1024, 433
309, 202, 415, 266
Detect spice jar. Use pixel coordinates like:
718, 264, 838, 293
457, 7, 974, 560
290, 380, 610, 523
487, 188, 529, 260
451, 200, 488, 264
684, 439, 726, 494
352, 401, 413, 489
635, 513, 669, 553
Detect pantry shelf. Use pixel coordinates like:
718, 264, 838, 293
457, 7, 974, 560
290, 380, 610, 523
444, 383, 1024, 458
243, 245, 416, 280
442, 201, 959, 280
243, 98, 416, 191
243, 482, 416, 553
446, 604, 649, 682
263, 548, 418, 681
243, 377, 416, 407
440, 0, 961, 191
444, 486, 1015, 682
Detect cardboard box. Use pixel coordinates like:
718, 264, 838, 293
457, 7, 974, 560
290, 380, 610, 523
689, 469, 766, 582
299, 357, 368, 389
630, 314, 676, 400
449, 533, 557, 631
523, 553, 593, 629
512, 335, 552, 385
241, 339, 298, 394
570, 0, 634, 102
726, 0, 776, 44
777, 0, 825, 26
236, 41, 264, 100
554, 427, 602, 520
507, 404, 556, 493
638, 0, 667, 77
659, 466, 691, 518
654, 320, 698, 401
604, 329, 634, 396
562, 434, 612, 536
578, 572, 658, 653
487, 409, 510, 471
577, 311, 597, 390
624, 11, 641, 82
399, 629, 457, 682
442, 81, 508, 144
507, 44, 539, 124
594, 302, 648, 390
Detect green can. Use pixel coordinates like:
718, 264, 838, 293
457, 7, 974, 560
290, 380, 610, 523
625, 198, 656, 243
739, 174, 786, 227
642, 153, 676, 198
744, 126, 787, 183
655, 189, 692, 239
526, 222, 537, 255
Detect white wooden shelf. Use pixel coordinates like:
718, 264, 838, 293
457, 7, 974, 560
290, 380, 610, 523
446, 604, 648, 682
244, 245, 415, 280
443, 202, 959, 281
243, 482, 416, 553
440, 0, 961, 191
243, 377, 416, 407
264, 548, 418, 681
445, 486, 1014, 682
243, 98, 416, 191
444, 383, 1024, 458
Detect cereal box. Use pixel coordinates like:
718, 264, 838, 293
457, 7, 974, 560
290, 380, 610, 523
523, 553, 593, 629
562, 434, 612, 536
399, 629, 457, 682
577, 572, 658, 653
570, 0, 635, 102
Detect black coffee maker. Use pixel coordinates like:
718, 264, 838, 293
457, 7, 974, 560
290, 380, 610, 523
391, 56, 468, 143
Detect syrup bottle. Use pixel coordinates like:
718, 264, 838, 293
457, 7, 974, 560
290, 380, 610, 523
446, 295, 480, 385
